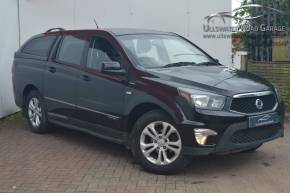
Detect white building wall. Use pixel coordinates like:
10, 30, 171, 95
187, 1, 232, 65
0, 0, 232, 118
0, 0, 19, 118
19, 0, 232, 64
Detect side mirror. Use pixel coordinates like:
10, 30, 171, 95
214, 58, 220, 63
102, 61, 126, 75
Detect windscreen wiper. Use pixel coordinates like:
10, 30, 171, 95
197, 61, 221, 66
161, 62, 198, 68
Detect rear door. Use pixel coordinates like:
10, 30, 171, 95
13, 35, 57, 108
75, 34, 126, 136
43, 32, 88, 120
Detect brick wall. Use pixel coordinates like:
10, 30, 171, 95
247, 61, 290, 110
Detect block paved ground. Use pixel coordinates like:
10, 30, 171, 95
0, 115, 289, 193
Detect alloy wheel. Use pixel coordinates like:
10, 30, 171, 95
140, 121, 182, 165
28, 97, 42, 128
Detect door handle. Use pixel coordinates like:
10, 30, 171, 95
81, 74, 91, 81
48, 67, 56, 73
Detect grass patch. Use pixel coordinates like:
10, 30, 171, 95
0, 111, 22, 124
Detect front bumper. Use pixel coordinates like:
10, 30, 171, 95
182, 121, 283, 155
178, 108, 284, 156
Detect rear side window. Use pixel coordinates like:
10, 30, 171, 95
57, 35, 87, 65
22, 36, 56, 57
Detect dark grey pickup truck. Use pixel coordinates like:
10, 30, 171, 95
13, 28, 284, 174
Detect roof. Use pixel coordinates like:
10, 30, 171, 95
44, 28, 174, 36
105, 28, 174, 36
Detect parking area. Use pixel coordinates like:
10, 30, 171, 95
0, 115, 289, 193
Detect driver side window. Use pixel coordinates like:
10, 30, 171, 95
87, 36, 121, 71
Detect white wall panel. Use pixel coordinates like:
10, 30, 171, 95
74, 0, 231, 64
0, 0, 19, 118
188, 0, 232, 65
74, 0, 188, 36
19, 0, 74, 43
0, 0, 231, 118
20, 0, 231, 64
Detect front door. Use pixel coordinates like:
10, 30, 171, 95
76, 35, 126, 134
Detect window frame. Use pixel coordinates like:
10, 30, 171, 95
54, 34, 89, 67
84, 35, 125, 72
21, 35, 57, 58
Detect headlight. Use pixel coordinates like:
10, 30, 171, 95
178, 88, 226, 110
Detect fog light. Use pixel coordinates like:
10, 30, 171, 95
194, 128, 218, 146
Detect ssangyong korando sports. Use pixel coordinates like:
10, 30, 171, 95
12, 28, 285, 174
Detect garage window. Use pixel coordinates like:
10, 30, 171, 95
22, 36, 56, 57
57, 35, 87, 65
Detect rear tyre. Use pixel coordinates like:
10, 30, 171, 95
24, 90, 51, 133
131, 110, 191, 174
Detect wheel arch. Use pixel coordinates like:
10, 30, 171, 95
126, 102, 180, 133
22, 84, 40, 108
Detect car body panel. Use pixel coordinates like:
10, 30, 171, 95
43, 60, 79, 118
12, 28, 284, 153
146, 66, 273, 96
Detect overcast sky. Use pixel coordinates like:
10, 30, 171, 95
232, 0, 243, 25
232, 0, 243, 10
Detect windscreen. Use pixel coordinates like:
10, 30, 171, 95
118, 34, 216, 69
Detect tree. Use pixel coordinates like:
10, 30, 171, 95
234, 0, 290, 61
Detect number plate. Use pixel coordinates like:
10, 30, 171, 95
248, 113, 280, 128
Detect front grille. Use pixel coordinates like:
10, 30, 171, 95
230, 93, 277, 114
231, 124, 280, 144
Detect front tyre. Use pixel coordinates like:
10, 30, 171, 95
24, 90, 51, 133
131, 110, 191, 174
